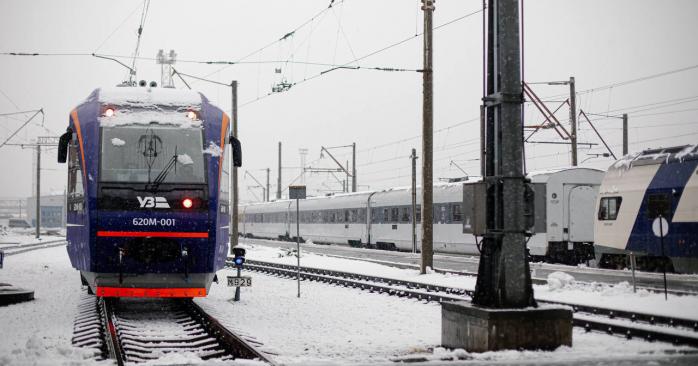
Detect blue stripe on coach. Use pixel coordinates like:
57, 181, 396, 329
626, 159, 698, 257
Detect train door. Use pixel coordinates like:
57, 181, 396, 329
366, 192, 377, 245
567, 185, 597, 243
284, 201, 292, 237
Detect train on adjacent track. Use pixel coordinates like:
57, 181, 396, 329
58, 83, 241, 297
594, 144, 698, 273
240, 168, 605, 265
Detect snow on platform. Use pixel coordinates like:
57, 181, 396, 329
0, 245, 103, 365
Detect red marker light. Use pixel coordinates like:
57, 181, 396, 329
182, 198, 193, 208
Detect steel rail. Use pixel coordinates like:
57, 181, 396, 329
242, 237, 698, 296
235, 259, 698, 347
3, 239, 66, 256
100, 298, 125, 366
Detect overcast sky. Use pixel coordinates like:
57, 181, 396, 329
1, 0, 697, 203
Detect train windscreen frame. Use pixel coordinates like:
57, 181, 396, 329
100, 126, 206, 185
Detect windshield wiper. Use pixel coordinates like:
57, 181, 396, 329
147, 147, 178, 191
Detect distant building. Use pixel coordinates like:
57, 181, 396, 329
26, 194, 66, 228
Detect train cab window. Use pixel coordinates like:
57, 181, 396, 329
100, 126, 205, 184
400, 207, 410, 222
598, 197, 622, 220
452, 204, 463, 222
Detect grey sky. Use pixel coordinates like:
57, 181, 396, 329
1, 0, 697, 203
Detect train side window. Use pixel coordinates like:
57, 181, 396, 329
416, 205, 421, 222
452, 204, 463, 222
598, 197, 622, 220
390, 207, 399, 223
344, 210, 350, 223
383, 208, 389, 223
400, 207, 410, 222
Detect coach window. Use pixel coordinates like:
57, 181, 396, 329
382, 208, 389, 223
598, 197, 622, 220
344, 210, 350, 223
390, 207, 399, 223
415, 205, 421, 222
452, 204, 463, 222
400, 207, 410, 222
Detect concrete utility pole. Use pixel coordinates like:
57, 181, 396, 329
230, 81, 239, 252
569, 76, 577, 166
420, 0, 435, 274
411, 148, 418, 254
266, 168, 270, 201
622, 113, 628, 155
35, 144, 40, 239
352, 142, 357, 192
474, 0, 535, 308
277, 142, 282, 199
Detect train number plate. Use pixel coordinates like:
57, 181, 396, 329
227, 276, 252, 287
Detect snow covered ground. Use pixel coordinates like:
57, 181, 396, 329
0, 236, 696, 365
241, 241, 698, 320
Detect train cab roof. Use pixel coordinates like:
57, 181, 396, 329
75, 86, 209, 129
610, 144, 698, 171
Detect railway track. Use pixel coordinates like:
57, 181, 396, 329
72, 294, 276, 365
234, 259, 698, 348
1, 238, 66, 256
243, 237, 698, 296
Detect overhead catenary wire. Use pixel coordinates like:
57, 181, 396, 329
128, 0, 151, 83
238, 7, 485, 107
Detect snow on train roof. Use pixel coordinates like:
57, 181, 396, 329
611, 144, 698, 170
97, 87, 204, 128
99, 86, 203, 107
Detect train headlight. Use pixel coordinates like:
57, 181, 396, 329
182, 198, 193, 209
104, 108, 115, 117
186, 111, 197, 120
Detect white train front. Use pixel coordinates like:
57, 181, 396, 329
594, 145, 698, 273
240, 168, 604, 264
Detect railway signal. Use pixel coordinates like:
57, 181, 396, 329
230, 247, 250, 302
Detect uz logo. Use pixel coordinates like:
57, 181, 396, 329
137, 196, 170, 209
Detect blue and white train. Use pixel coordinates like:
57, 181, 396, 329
594, 145, 698, 273
241, 168, 604, 264
57, 84, 241, 297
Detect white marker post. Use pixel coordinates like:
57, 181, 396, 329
652, 215, 670, 300
289, 186, 306, 298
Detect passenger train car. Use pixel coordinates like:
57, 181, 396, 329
57, 84, 241, 297
241, 168, 603, 264
594, 145, 698, 273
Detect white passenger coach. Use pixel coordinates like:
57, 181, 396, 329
240, 167, 604, 264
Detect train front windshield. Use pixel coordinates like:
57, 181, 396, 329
101, 126, 206, 184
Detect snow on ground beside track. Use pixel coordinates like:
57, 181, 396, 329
534, 275, 698, 320
241, 240, 698, 321
194, 242, 694, 365
0, 245, 105, 366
